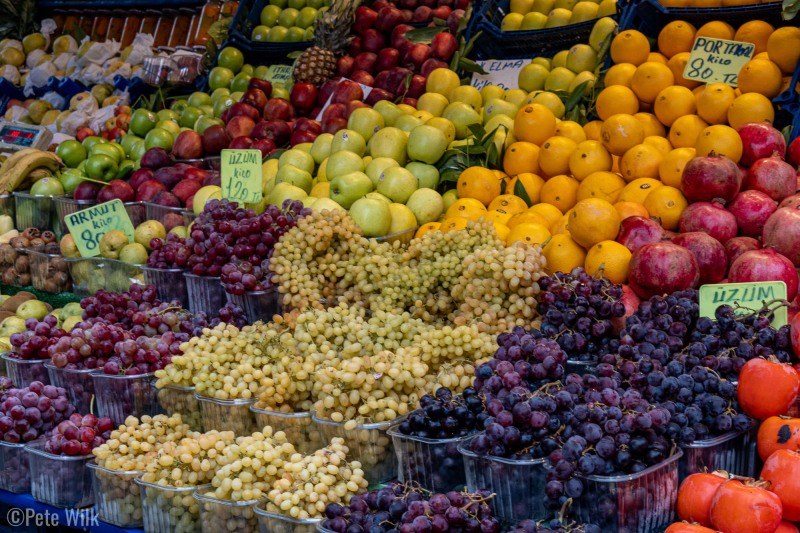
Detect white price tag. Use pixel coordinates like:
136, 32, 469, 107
470, 59, 526, 90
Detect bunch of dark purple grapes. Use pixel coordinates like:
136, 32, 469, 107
508, 518, 600, 533
8, 315, 66, 360
397, 387, 484, 440
536, 269, 626, 362
0, 381, 75, 443
321, 481, 501, 533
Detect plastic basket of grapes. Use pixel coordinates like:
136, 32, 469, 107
88, 463, 144, 528
105, 258, 146, 292
196, 395, 257, 435
312, 416, 400, 485
66, 257, 106, 298
255, 503, 321, 533
566, 359, 598, 376
92, 372, 161, 426
225, 288, 282, 324
250, 406, 321, 454
184, 273, 227, 316
183, 210, 198, 227
388, 424, 470, 493
45, 363, 96, 415
193, 488, 260, 533
27, 245, 73, 294
0, 439, 32, 493
2, 354, 50, 387
54, 196, 97, 235
679, 426, 758, 480
26, 440, 94, 508
13, 191, 62, 233
158, 385, 203, 432
136, 479, 202, 533
571, 448, 683, 533
143, 266, 189, 306
458, 432, 548, 521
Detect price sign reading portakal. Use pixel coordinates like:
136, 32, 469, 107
64, 199, 135, 258
683, 37, 754, 86
699, 281, 788, 328
221, 149, 263, 204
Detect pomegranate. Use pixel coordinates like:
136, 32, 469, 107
746, 155, 796, 201
763, 206, 800, 266
780, 193, 800, 209
678, 201, 738, 244
729, 247, 799, 301
727, 190, 778, 238
681, 154, 742, 203
611, 284, 641, 333
673, 232, 728, 285
628, 242, 700, 299
738, 122, 786, 166
616, 216, 665, 253
725, 236, 761, 265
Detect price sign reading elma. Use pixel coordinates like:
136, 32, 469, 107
64, 199, 135, 258
683, 37, 754, 86
699, 281, 788, 328
221, 149, 263, 204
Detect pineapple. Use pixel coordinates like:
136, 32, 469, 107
292, 0, 358, 85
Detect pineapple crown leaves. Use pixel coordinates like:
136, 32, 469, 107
312, 0, 360, 54
0, 0, 38, 40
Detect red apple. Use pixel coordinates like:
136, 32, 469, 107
262, 120, 291, 146
365, 88, 395, 105
75, 127, 95, 142
413, 6, 433, 22
420, 0, 437, 9
402, 97, 418, 107
242, 88, 268, 111
247, 78, 272, 96
172, 179, 202, 203
321, 103, 348, 123
263, 98, 295, 121
97, 179, 135, 203
432, 4, 451, 17
154, 166, 184, 190
251, 120, 270, 140
375, 71, 393, 91
353, 52, 378, 74
347, 100, 370, 117
404, 43, 432, 69
290, 130, 318, 145
372, 0, 393, 10
399, 0, 417, 9
332, 79, 364, 104
362, 29, 387, 54
226, 102, 260, 122
421, 58, 450, 77
129, 168, 155, 190
447, 9, 465, 33
115, 114, 130, 129
431, 31, 457, 61
376, 48, 401, 72
391, 24, 414, 49
310, 106, 323, 119
251, 138, 277, 158
455, 0, 469, 10
202, 172, 221, 187
153, 191, 181, 208
184, 166, 209, 183
104, 127, 126, 142
350, 70, 375, 87
290, 83, 318, 113
406, 74, 427, 99
202, 125, 231, 155
322, 117, 348, 135
229, 136, 254, 149
172, 130, 204, 160
337, 56, 355, 77
400, 9, 413, 22
348, 36, 363, 56
387, 67, 414, 95
140, 147, 175, 169
376, 7, 405, 32
354, 6, 379, 35
161, 212, 184, 232
294, 117, 322, 134
225, 115, 256, 139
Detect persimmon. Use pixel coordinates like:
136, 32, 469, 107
776, 522, 800, 533
761, 449, 800, 521
677, 472, 729, 526
665, 523, 718, 533
757, 416, 800, 461
709, 479, 783, 533
738, 358, 800, 420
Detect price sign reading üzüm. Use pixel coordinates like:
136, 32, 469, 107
64, 199, 135, 258
699, 281, 788, 328
683, 37, 754, 86
221, 149, 263, 204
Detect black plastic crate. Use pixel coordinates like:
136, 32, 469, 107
39, 0, 203, 7
226, 0, 313, 65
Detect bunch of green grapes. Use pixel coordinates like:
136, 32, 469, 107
93, 414, 195, 471
93, 467, 143, 526
140, 430, 236, 487
140, 482, 201, 533
266, 437, 367, 519
412, 323, 498, 371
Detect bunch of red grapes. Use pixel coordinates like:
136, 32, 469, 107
45, 413, 114, 456
0, 381, 76, 443
8, 315, 66, 361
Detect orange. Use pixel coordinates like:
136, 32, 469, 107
542, 233, 586, 275
539, 136, 578, 177
440, 217, 469, 232
634, 112, 667, 138
737, 58, 783, 99
595, 86, 640, 121
647, 52, 669, 65
569, 140, 613, 181
576, 171, 627, 203
642, 185, 687, 230
415, 222, 440, 238
584, 240, 632, 283
554, 120, 587, 143
695, 21, 734, 41
654, 85, 696, 127
551, 211, 572, 235
445, 198, 489, 221
696, 83, 737, 125
658, 147, 696, 188
583, 120, 603, 141
695, 124, 743, 163
605, 63, 637, 88
503, 142, 541, 176
660, 0, 691, 5
734, 20, 774, 55
727, 93, 775, 130
569, 198, 621, 249
528, 203, 564, 228
610, 30, 651, 66
505, 173, 545, 205
667, 52, 701, 89
456, 166, 503, 206
492, 221, 510, 242
541, 174, 580, 213
631, 61, 675, 104
658, 21, 696, 59
767, 27, 800, 74
694, 0, 722, 6
643, 135, 673, 156
619, 177, 663, 204
668, 114, 708, 148
507, 210, 550, 230
514, 104, 557, 145
614, 201, 650, 220
486, 209, 513, 225
600, 114, 646, 156
488, 194, 529, 215
619, 143, 664, 182
506, 222, 551, 246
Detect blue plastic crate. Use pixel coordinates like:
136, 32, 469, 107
39, 0, 203, 7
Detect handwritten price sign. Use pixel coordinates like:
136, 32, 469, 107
683, 37, 754, 86
221, 149, 263, 205
64, 199, 135, 258
699, 281, 788, 328
470, 59, 525, 90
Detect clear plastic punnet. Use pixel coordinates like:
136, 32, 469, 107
388, 423, 472, 493
135, 479, 202, 533
88, 463, 144, 528
26, 440, 94, 508
196, 394, 257, 435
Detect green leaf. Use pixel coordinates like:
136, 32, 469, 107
565, 82, 589, 112
514, 179, 532, 206
486, 140, 499, 168
783, 0, 800, 18
782, 125, 793, 148
459, 144, 489, 155
432, 17, 448, 26
450, 50, 462, 71
287, 51, 303, 59
458, 57, 488, 74
467, 123, 487, 139
406, 26, 446, 44
440, 168, 461, 183
462, 30, 482, 57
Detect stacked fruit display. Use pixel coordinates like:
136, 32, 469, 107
500, 0, 616, 31
252, 0, 330, 43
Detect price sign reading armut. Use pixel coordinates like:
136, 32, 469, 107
699, 281, 788, 328
221, 149, 263, 204
64, 199, 135, 258
683, 37, 754, 86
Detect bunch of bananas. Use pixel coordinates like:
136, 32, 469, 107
0, 149, 62, 194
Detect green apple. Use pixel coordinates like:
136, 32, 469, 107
268, 182, 307, 206
443, 102, 482, 139
193, 185, 223, 214
310, 133, 333, 164
253, 65, 270, 80
368, 127, 407, 165
119, 242, 148, 264
119, 133, 142, 156
304, 27, 314, 40
406, 162, 440, 189
179, 107, 203, 129
85, 154, 119, 181
307, 0, 325, 7
405, 188, 444, 224
129, 108, 158, 136
278, 7, 299, 27
129, 139, 146, 161
230, 91, 244, 102
157, 109, 180, 122
144, 128, 175, 151
377, 166, 417, 204
261, 4, 282, 25
365, 191, 392, 204
347, 108, 384, 142
278, 149, 315, 174
330, 171, 373, 209
417, 93, 449, 117
296, 6, 317, 28
271, 84, 289, 100
241, 64, 254, 76
30, 177, 65, 196
267, 26, 289, 42
483, 98, 519, 123
449, 85, 482, 110
373, 101, 404, 127
59, 169, 86, 194
330, 129, 366, 157
116, 159, 135, 180
349, 197, 391, 237
194, 116, 224, 134
311, 197, 344, 212
90, 143, 123, 165
270, 0, 288, 8
208, 66, 235, 91
407, 125, 448, 165
285, 27, 306, 42
81, 135, 107, 152
231, 72, 252, 93
442, 189, 459, 211
426, 117, 457, 145
326, 151, 365, 179
252, 24, 270, 41
365, 157, 399, 188
171, 99, 189, 114
394, 114, 423, 133
211, 87, 231, 102
388, 203, 418, 234
55, 140, 87, 168
275, 164, 313, 194
187, 91, 212, 108
199, 105, 214, 118
213, 97, 235, 118
294, 143, 313, 154
217, 46, 245, 73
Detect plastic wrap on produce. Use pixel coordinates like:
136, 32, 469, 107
26, 49, 47, 70
78, 63, 107, 86
39, 19, 57, 45
0, 65, 20, 85
3, 40, 22, 52
53, 35, 78, 55
23, 62, 57, 96
5, 106, 28, 122
76, 38, 120, 67
58, 110, 90, 136
40, 92, 66, 112
125, 34, 156, 67
52, 53, 72, 71
89, 105, 116, 134
104, 61, 131, 84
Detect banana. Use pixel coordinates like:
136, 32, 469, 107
25, 168, 54, 181
0, 150, 63, 194
0, 148, 41, 176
